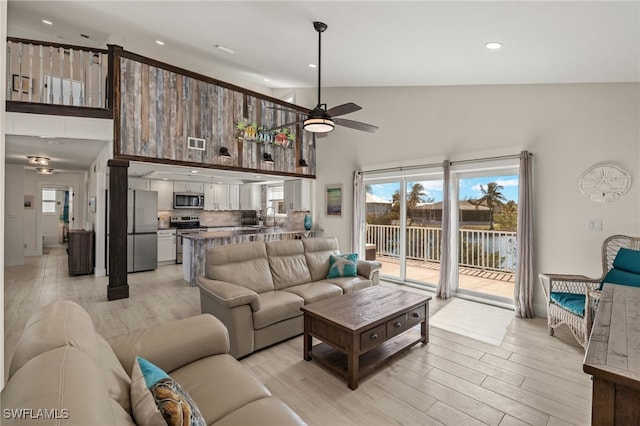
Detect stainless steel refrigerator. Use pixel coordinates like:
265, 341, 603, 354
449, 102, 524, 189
107, 190, 158, 273
128, 190, 158, 272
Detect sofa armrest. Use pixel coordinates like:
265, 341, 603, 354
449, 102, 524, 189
108, 313, 229, 375
357, 259, 382, 280
197, 276, 261, 311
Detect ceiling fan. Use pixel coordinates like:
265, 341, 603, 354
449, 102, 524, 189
267, 21, 378, 135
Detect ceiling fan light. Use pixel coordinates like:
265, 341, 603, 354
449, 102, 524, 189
304, 117, 334, 133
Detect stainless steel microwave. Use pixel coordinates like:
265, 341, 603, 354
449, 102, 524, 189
174, 192, 204, 209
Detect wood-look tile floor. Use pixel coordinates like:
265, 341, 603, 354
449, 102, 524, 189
4, 246, 591, 425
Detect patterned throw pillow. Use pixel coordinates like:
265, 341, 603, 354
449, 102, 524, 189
326, 253, 358, 278
130, 356, 205, 426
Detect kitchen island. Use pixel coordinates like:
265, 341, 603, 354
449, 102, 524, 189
181, 227, 320, 285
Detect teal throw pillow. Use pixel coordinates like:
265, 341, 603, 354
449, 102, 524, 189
130, 356, 205, 426
612, 248, 640, 274
327, 253, 358, 278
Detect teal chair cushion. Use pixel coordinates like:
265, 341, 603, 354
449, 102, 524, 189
601, 268, 640, 289
612, 248, 640, 274
550, 292, 585, 317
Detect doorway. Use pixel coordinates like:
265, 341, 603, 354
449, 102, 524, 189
41, 186, 74, 252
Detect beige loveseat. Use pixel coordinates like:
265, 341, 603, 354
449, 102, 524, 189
196, 237, 382, 358
1, 300, 305, 425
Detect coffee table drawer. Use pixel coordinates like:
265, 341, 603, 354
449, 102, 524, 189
386, 313, 408, 338
407, 305, 426, 327
360, 324, 386, 352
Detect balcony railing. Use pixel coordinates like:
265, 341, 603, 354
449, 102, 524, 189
6, 38, 109, 112
366, 224, 517, 273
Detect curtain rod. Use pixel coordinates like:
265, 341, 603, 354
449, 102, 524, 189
360, 151, 533, 175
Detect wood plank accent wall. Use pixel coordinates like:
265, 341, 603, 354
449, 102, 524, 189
117, 53, 316, 178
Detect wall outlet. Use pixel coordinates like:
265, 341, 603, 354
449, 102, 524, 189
587, 219, 603, 232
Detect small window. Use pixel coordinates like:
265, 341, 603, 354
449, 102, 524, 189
42, 189, 57, 214
267, 184, 285, 215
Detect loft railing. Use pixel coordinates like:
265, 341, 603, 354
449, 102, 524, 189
366, 224, 517, 273
6, 38, 110, 116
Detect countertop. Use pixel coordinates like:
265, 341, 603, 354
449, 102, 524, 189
181, 227, 318, 240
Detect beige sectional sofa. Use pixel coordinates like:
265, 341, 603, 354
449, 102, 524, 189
1, 300, 305, 425
197, 237, 382, 358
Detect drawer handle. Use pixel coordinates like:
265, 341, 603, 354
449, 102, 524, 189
394, 322, 402, 328
412, 312, 420, 318
370, 333, 378, 340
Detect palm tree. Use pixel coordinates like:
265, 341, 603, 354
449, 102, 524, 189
468, 182, 507, 230
406, 183, 427, 210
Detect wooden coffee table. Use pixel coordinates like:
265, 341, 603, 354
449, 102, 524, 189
301, 285, 431, 390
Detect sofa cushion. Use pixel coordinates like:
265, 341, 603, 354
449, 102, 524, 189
131, 356, 205, 426
2, 346, 129, 426
253, 291, 304, 329
612, 247, 640, 274
320, 276, 373, 294
302, 237, 341, 281
550, 292, 585, 317
266, 240, 312, 289
9, 300, 102, 377
205, 241, 275, 294
169, 354, 272, 425
327, 253, 358, 278
213, 397, 306, 426
282, 282, 342, 304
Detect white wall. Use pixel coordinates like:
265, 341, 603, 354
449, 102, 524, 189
4, 164, 24, 266
88, 142, 112, 277
1, 0, 7, 388
284, 83, 640, 317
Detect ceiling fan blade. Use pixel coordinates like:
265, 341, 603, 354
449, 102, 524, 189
325, 102, 362, 117
334, 118, 379, 133
262, 120, 303, 133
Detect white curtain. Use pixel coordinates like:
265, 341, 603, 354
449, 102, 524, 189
437, 160, 452, 299
351, 170, 365, 255
514, 151, 535, 318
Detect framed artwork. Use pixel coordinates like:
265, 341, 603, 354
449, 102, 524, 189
24, 195, 34, 209
12, 74, 32, 94
325, 184, 343, 216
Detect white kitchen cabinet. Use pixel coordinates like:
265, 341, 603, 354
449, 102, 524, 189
283, 179, 311, 211
173, 181, 204, 193
205, 184, 231, 210
228, 184, 240, 210
150, 179, 174, 210
240, 184, 262, 210
157, 229, 176, 263
128, 177, 150, 190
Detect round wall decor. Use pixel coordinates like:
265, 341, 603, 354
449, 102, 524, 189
578, 164, 631, 203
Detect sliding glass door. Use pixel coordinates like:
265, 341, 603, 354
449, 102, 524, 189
454, 170, 518, 303
364, 173, 443, 286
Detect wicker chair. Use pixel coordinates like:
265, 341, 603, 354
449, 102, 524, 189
539, 235, 640, 348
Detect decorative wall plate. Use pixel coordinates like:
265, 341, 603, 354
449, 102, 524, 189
578, 164, 631, 203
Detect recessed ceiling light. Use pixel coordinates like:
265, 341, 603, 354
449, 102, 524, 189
36, 167, 54, 175
308, 63, 317, 68
42, 19, 53, 25
485, 41, 503, 50
263, 78, 270, 82
214, 44, 235, 54
27, 156, 50, 166
190, 170, 198, 173
155, 40, 165, 46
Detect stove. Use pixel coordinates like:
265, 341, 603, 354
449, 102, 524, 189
170, 216, 204, 264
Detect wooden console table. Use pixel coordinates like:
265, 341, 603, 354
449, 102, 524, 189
583, 284, 640, 425
301, 286, 430, 390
